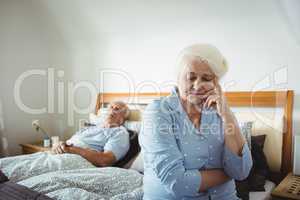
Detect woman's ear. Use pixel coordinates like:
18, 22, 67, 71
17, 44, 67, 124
213, 77, 223, 93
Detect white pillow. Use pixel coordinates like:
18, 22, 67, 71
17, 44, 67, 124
89, 114, 106, 126
124, 121, 141, 133
130, 152, 144, 173
89, 108, 109, 125
90, 108, 142, 133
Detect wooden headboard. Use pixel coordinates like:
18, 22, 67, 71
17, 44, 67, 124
95, 90, 294, 175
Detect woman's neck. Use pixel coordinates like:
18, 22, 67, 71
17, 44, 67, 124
181, 97, 202, 113
180, 98, 203, 128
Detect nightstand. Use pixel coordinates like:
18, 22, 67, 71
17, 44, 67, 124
20, 142, 52, 154
271, 173, 300, 200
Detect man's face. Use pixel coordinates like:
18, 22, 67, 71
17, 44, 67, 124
178, 56, 216, 106
104, 102, 127, 127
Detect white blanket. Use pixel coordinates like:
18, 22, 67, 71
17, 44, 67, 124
18, 167, 143, 200
0, 152, 143, 200
0, 152, 95, 182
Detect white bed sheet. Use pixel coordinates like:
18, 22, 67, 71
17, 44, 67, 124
249, 180, 275, 200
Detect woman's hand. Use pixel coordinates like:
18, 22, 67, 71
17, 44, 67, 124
203, 79, 229, 118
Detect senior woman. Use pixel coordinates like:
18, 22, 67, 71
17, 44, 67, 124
139, 44, 253, 200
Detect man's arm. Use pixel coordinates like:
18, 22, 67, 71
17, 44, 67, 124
64, 146, 117, 167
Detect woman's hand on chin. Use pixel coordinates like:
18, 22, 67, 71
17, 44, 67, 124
203, 80, 229, 118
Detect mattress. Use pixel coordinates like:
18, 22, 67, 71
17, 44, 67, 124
249, 180, 276, 200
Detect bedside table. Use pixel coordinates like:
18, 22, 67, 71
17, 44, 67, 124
20, 142, 52, 154
271, 173, 300, 200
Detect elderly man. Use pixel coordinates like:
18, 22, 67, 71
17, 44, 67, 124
52, 101, 130, 167
0, 101, 131, 182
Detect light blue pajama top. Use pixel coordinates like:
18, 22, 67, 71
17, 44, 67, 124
67, 125, 129, 161
139, 87, 252, 200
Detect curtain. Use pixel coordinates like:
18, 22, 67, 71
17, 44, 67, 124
0, 99, 6, 157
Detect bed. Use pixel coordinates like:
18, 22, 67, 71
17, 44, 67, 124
0, 90, 294, 200
95, 90, 294, 200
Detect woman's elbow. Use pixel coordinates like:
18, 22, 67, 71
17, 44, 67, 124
228, 163, 252, 181
166, 179, 189, 197
239, 159, 253, 180
234, 170, 250, 181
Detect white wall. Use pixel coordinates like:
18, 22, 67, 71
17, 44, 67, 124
0, 0, 88, 155
0, 1, 58, 155
0, 0, 299, 155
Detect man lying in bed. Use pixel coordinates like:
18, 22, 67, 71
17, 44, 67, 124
53, 101, 130, 166
0, 101, 130, 182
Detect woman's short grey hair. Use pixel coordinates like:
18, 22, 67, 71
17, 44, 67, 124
176, 43, 228, 80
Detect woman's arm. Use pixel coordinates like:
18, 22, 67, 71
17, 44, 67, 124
204, 80, 253, 180
140, 101, 233, 197
222, 107, 246, 155
199, 169, 230, 192
204, 80, 245, 155
221, 111, 253, 180
140, 102, 201, 197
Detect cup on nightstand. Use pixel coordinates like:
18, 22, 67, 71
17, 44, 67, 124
51, 136, 60, 147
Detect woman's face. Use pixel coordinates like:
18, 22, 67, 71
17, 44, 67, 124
178, 56, 217, 106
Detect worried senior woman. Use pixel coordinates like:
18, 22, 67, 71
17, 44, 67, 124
139, 44, 253, 200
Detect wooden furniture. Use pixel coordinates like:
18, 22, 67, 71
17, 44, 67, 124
272, 173, 300, 200
95, 90, 294, 179
20, 142, 51, 154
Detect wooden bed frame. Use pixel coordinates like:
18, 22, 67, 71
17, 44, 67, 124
95, 90, 294, 176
